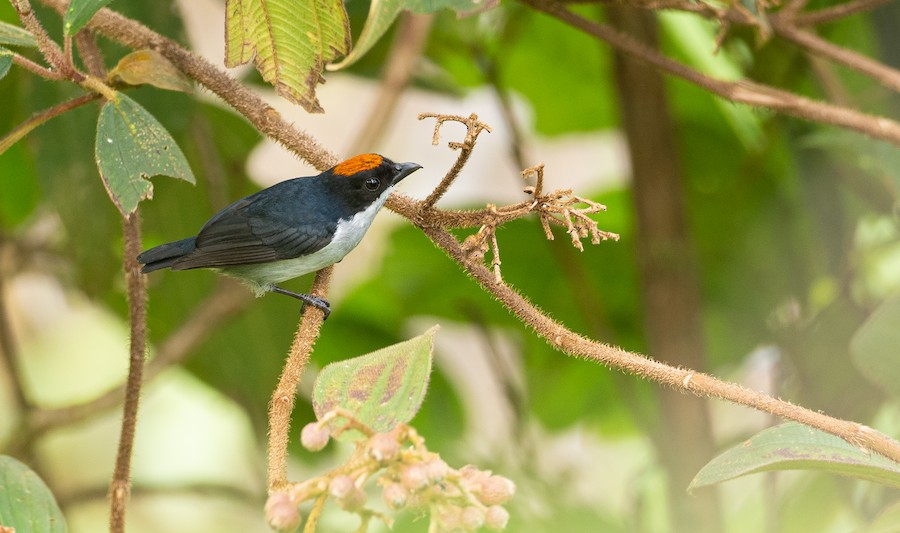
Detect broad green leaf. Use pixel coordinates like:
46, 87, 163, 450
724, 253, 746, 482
95, 93, 195, 215
224, 0, 350, 113
329, 0, 491, 71
690, 422, 900, 491
313, 325, 438, 439
0, 455, 67, 533
0, 46, 11, 79
64, 0, 114, 35
108, 50, 193, 93
850, 295, 900, 398
0, 21, 35, 47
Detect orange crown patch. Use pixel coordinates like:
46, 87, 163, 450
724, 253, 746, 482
333, 154, 383, 176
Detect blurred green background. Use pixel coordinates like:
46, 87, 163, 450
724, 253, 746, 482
1, 0, 900, 531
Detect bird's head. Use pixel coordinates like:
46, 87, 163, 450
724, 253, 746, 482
325, 154, 422, 211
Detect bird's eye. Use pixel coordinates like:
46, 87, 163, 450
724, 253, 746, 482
364, 177, 380, 190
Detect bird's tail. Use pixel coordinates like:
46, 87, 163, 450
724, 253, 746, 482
137, 237, 197, 273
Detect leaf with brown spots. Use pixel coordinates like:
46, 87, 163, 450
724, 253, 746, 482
313, 325, 438, 439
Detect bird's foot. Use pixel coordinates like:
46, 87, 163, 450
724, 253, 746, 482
271, 286, 331, 320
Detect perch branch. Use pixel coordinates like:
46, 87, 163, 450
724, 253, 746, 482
109, 213, 147, 533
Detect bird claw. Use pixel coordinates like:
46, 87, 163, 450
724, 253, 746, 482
270, 286, 332, 320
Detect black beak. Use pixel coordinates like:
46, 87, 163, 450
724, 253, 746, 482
392, 162, 423, 184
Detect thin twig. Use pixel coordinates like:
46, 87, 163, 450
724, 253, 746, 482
10, 52, 66, 79
0, 93, 101, 154
11, 0, 82, 81
521, 0, 900, 147
109, 213, 147, 533
419, 113, 492, 209
74, 30, 108, 77
795, 0, 892, 25
769, 18, 900, 92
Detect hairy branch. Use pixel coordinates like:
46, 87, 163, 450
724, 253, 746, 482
267, 268, 333, 490
109, 213, 147, 533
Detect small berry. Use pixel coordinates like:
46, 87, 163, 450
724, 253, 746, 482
400, 464, 429, 491
478, 475, 515, 506
265, 492, 302, 532
329, 475, 354, 499
367, 432, 400, 463
424, 458, 449, 483
484, 505, 509, 531
330, 475, 366, 511
300, 423, 330, 452
381, 482, 407, 510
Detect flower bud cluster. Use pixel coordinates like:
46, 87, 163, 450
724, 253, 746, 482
284, 416, 515, 532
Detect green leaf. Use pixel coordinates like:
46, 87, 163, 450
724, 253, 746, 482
95, 93, 195, 215
64, 0, 114, 36
0, 455, 67, 533
329, 0, 490, 71
690, 422, 900, 491
313, 325, 438, 439
0, 46, 11, 79
108, 50, 193, 93
850, 295, 900, 398
0, 21, 35, 47
224, 0, 351, 113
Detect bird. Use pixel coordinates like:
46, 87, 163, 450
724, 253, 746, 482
137, 153, 422, 319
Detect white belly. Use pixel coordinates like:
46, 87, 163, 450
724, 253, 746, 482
219, 191, 389, 295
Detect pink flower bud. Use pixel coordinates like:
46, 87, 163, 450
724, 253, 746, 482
424, 458, 449, 483
330, 475, 366, 511
300, 423, 330, 452
329, 475, 354, 499
478, 475, 515, 506
382, 482, 407, 510
367, 432, 400, 463
484, 505, 510, 531
265, 492, 302, 532
401, 463, 429, 491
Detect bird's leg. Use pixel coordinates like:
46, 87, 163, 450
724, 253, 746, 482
270, 286, 331, 320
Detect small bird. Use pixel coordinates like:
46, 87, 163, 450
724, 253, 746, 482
138, 153, 422, 318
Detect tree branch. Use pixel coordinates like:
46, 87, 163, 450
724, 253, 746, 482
109, 213, 147, 533
520, 0, 900, 146
770, 16, 900, 92
267, 268, 333, 490
795, 0, 893, 26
